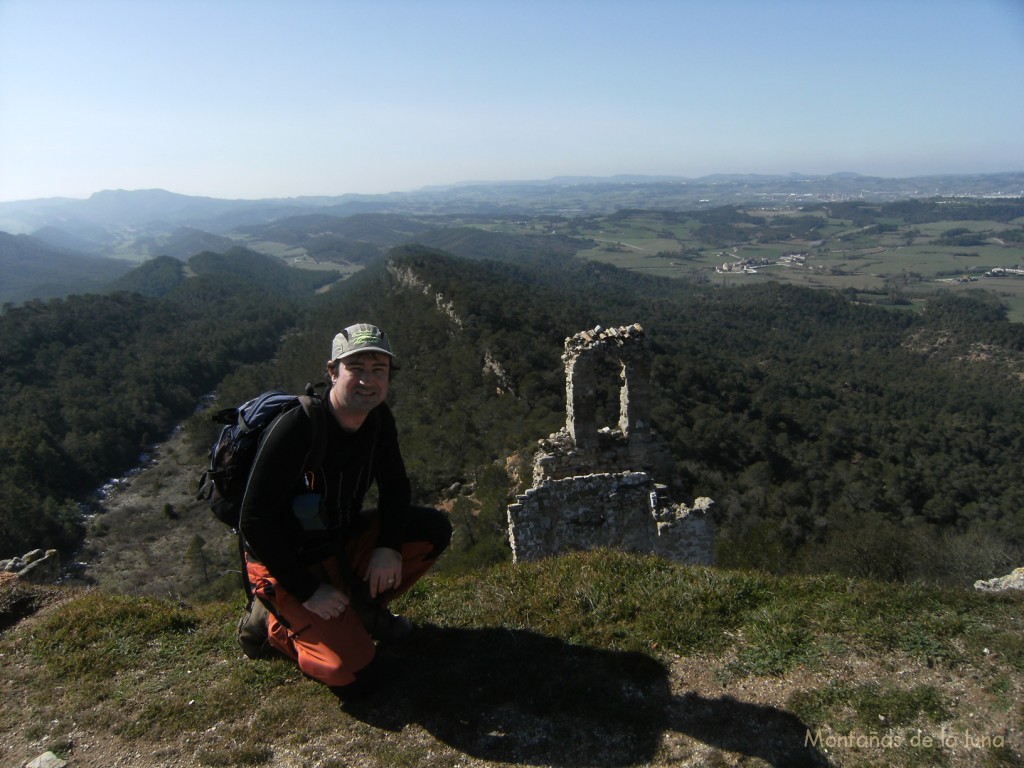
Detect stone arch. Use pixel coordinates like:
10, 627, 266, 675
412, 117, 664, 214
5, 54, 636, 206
564, 324, 650, 449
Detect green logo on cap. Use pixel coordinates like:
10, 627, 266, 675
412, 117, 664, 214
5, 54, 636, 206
352, 328, 382, 345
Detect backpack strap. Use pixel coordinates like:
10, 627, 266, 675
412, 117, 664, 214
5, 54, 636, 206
293, 388, 367, 597
297, 386, 329, 484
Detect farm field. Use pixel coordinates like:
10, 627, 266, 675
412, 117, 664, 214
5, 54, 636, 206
567, 202, 1024, 320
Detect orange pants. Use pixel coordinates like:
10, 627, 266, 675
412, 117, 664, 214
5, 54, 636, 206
245, 519, 442, 687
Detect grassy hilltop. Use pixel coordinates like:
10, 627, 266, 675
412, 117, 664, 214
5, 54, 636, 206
2, 550, 1022, 768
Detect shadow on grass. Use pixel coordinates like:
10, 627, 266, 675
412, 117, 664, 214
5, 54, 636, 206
342, 624, 830, 767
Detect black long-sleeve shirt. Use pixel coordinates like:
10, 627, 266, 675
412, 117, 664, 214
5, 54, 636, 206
239, 399, 412, 602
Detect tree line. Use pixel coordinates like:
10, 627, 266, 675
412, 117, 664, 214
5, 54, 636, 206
2, 237, 1022, 586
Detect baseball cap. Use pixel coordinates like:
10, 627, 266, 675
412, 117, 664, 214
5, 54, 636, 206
331, 323, 394, 362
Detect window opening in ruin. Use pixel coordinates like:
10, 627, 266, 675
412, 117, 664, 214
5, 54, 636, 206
591, 354, 626, 433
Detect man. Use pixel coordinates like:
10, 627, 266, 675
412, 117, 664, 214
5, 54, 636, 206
240, 323, 452, 698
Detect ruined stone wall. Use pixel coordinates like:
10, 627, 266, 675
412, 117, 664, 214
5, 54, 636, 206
509, 472, 656, 558
507, 472, 714, 564
507, 323, 714, 565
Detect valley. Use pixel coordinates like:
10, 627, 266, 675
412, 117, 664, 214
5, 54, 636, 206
1, 177, 1023, 767
2, 178, 1023, 594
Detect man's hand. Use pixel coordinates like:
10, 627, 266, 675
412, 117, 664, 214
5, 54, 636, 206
303, 582, 350, 619
365, 547, 402, 598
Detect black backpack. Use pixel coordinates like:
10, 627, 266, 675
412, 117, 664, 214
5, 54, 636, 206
197, 383, 328, 530
196, 384, 331, 659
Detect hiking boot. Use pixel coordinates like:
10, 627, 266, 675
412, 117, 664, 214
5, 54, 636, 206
356, 606, 411, 643
372, 608, 412, 642
237, 598, 271, 659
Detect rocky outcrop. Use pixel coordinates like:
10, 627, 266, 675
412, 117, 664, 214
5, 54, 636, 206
387, 261, 464, 329
1, 549, 61, 585
389, 260, 515, 393
974, 567, 1024, 592
26, 751, 67, 768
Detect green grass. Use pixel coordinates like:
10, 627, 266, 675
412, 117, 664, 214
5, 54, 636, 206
790, 681, 949, 730
2, 550, 1022, 767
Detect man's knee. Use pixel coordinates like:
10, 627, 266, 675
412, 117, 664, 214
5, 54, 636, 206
413, 505, 452, 558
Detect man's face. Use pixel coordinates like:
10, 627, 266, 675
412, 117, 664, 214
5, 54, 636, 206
331, 352, 390, 415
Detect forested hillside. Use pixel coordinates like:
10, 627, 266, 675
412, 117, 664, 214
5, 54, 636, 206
2, 237, 1022, 586
0, 231, 132, 305
0, 249, 335, 557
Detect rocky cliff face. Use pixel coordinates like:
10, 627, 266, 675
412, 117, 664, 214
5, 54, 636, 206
387, 261, 464, 329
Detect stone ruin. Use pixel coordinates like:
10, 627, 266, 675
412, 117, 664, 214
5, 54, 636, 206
507, 323, 714, 564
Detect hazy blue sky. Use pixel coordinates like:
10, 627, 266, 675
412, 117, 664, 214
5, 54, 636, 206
1, 0, 1022, 202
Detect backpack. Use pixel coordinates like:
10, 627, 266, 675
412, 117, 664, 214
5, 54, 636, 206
196, 383, 329, 529
196, 384, 330, 659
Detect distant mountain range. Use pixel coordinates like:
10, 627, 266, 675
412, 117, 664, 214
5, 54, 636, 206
2, 172, 1022, 306
3, 172, 1022, 237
